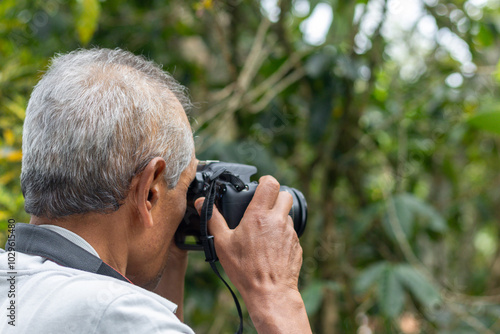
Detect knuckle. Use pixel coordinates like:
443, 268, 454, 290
260, 175, 280, 191
257, 213, 268, 225
296, 244, 303, 256
278, 213, 290, 226
282, 221, 295, 237
281, 191, 293, 203
274, 212, 289, 226
250, 210, 268, 226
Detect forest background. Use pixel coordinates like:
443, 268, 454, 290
1, 0, 500, 333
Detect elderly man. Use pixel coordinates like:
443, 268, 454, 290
0, 48, 311, 333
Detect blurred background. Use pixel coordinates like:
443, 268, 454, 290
1, 0, 500, 332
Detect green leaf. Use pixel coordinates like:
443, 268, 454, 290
395, 264, 441, 309
477, 24, 494, 47
421, 207, 446, 234
355, 261, 388, 294
352, 202, 383, 240
301, 280, 324, 316
394, 195, 414, 236
468, 111, 500, 135
382, 196, 414, 240
75, 0, 101, 46
399, 194, 447, 233
378, 265, 405, 319
383, 194, 447, 240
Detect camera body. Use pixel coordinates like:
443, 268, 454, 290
175, 161, 307, 250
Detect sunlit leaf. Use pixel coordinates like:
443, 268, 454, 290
477, 24, 494, 47
468, 111, 500, 135
3, 129, 14, 146
75, 0, 101, 46
4, 96, 26, 120
0, 171, 16, 185
6, 150, 22, 162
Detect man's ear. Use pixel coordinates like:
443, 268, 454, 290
134, 157, 167, 229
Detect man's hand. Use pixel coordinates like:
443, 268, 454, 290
195, 176, 312, 334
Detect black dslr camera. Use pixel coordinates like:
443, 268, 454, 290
175, 161, 308, 250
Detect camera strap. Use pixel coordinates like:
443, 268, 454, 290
8, 223, 131, 283
199, 169, 244, 334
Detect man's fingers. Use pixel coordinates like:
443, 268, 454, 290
247, 175, 280, 211
275, 190, 293, 217
194, 197, 230, 236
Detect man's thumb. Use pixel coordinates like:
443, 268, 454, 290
194, 198, 229, 236
194, 197, 205, 214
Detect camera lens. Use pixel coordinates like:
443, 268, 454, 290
280, 186, 308, 237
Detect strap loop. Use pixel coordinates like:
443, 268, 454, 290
199, 173, 244, 334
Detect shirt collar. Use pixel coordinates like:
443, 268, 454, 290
38, 224, 101, 258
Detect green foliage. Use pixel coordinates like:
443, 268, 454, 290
468, 111, 500, 135
2, 0, 500, 333
75, 0, 101, 45
302, 279, 340, 316
395, 265, 441, 311
356, 262, 441, 320
302, 279, 325, 316
379, 264, 405, 319
383, 193, 447, 240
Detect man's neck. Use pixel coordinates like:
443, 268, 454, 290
30, 210, 131, 275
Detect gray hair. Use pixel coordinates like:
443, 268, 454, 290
21, 48, 194, 218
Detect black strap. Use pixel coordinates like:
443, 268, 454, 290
199, 175, 244, 334
200, 180, 218, 262
209, 262, 244, 334
10, 223, 130, 283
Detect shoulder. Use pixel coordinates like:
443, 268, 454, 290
94, 291, 195, 333
0, 253, 195, 334
45, 273, 194, 333
57, 274, 195, 333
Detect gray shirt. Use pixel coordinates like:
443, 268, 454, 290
0, 225, 195, 334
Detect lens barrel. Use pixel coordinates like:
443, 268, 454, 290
280, 186, 308, 237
